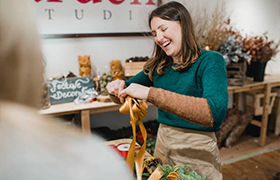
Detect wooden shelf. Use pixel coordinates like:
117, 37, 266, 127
228, 74, 280, 146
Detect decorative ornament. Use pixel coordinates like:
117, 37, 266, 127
110, 59, 123, 80
78, 55, 91, 77
99, 71, 112, 95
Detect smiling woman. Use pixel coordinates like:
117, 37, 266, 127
106, 1, 228, 179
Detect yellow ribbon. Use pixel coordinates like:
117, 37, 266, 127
119, 96, 163, 180
119, 96, 148, 180
148, 167, 163, 180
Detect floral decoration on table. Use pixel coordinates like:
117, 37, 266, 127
190, 0, 279, 82
141, 158, 206, 180
157, 164, 206, 180
242, 33, 279, 81
142, 157, 162, 178
242, 32, 279, 63
218, 30, 251, 66
191, 0, 279, 64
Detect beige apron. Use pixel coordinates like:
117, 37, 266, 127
154, 124, 222, 180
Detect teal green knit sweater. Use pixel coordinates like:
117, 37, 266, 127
125, 50, 228, 132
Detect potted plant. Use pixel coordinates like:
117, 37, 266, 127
243, 33, 279, 81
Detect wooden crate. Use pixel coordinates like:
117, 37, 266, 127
124, 61, 146, 77
226, 62, 246, 86
243, 90, 277, 116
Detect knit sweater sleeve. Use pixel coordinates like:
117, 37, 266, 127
147, 87, 214, 127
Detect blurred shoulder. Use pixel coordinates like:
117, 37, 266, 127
0, 101, 133, 180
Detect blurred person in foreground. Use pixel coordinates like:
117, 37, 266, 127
0, 0, 133, 179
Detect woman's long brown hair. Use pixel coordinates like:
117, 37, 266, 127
144, 1, 201, 81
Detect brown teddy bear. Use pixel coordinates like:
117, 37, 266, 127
110, 59, 123, 80
78, 55, 91, 77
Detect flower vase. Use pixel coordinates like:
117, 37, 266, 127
246, 61, 254, 77
249, 61, 267, 82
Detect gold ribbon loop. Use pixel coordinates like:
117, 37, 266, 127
147, 167, 163, 180
119, 96, 162, 180
119, 96, 148, 180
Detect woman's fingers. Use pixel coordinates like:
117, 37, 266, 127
119, 83, 150, 100
116, 81, 124, 97
107, 81, 150, 102
106, 79, 125, 97
106, 82, 115, 94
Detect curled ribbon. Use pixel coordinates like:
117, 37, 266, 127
119, 96, 148, 180
119, 96, 163, 180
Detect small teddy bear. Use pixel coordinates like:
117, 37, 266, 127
110, 59, 123, 80
78, 55, 91, 77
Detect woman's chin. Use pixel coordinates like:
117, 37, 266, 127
164, 51, 173, 57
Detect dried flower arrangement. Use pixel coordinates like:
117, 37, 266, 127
242, 33, 279, 81
242, 32, 279, 63
191, 1, 231, 51
190, 0, 279, 64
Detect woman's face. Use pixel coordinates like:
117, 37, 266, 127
151, 16, 182, 61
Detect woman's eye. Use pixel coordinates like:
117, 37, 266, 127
162, 27, 167, 31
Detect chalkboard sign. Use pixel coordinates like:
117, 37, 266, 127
47, 76, 96, 105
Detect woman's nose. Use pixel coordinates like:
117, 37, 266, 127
155, 33, 163, 43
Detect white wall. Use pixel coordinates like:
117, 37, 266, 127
225, 0, 280, 75
174, 0, 280, 75
41, 0, 280, 129
42, 36, 154, 78
43, 0, 280, 78
41, 35, 157, 130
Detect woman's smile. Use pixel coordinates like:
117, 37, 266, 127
163, 40, 171, 48
151, 17, 182, 59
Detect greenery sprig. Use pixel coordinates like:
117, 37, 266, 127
158, 164, 206, 180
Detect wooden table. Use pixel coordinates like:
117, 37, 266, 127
40, 74, 280, 146
228, 74, 280, 146
39, 101, 121, 134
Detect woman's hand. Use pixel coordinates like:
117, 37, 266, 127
106, 79, 126, 102
119, 83, 150, 102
